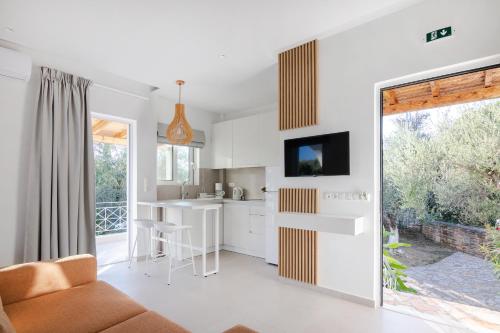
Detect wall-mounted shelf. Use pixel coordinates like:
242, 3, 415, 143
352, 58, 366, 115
276, 212, 364, 236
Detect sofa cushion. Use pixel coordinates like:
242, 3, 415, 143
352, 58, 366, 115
100, 311, 190, 333
0, 254, 97, 305
0, 297, 15, 333
4, 281, 146, 333
223, 325, 259, 333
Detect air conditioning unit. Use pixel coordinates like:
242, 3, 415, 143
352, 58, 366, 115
0, 46, 32, 81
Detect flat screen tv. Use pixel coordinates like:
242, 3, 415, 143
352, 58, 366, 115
284, 132, 350, 177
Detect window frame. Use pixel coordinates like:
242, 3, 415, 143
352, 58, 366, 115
157, 143, 199, 186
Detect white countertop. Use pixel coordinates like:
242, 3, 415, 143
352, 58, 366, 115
138, 198, 264, 209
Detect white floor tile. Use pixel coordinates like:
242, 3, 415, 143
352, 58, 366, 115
98, 251, 475, 333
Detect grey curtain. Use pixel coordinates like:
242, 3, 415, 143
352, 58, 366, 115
24, 67, 96, 261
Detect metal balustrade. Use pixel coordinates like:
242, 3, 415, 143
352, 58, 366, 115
96, 201, 127, 235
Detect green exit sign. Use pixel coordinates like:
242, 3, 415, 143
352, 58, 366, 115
426, 26, 453, 43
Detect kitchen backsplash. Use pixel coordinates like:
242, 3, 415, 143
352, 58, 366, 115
157, 167, 265, 200
223, 167, 265, 200
157, 168, 223, 200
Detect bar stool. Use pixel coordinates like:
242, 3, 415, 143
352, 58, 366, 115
128, 219, 155, 275
153, 222, 197, 285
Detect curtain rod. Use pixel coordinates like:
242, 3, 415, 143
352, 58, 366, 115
92, 82, 150, 101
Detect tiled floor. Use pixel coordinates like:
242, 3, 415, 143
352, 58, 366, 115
98, 251, 477, 333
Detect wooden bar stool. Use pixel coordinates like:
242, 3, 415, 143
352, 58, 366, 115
153, 222, 197, 285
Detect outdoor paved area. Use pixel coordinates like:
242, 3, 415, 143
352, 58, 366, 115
406, 252, 500, 311
385, 251, 500, 333
384, 289, 500, 333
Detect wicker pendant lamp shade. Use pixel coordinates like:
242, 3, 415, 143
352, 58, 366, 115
166, 80, 193, 145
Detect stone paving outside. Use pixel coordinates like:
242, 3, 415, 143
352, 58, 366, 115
406, 252, 500, 311
384, 237, 500, 333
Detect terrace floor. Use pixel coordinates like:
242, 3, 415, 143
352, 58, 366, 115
96, 233, 128, 266
385, 235, 500, 333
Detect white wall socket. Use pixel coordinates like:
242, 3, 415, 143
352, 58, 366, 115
228, 182, 235, 187
323, 191, 370, 201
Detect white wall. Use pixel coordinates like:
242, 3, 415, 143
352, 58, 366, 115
276, 0, 500, 304
0, 71, 38, 266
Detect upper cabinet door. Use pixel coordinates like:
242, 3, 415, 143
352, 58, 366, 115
212, 121, 233, 169
233, 116, 261, 168
259, 112, 280, 166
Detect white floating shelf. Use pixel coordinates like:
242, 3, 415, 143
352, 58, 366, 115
276, 213, 364, 236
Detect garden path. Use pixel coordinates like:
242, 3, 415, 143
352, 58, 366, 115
406, 252, 500, 311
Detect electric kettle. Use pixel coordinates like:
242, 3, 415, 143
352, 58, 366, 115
232, 186, 244, 200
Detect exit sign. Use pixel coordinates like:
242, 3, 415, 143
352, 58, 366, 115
426, 26, 453, 43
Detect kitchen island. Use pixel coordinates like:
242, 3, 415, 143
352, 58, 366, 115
138, 198, 267, 277
138, 199, 222, 277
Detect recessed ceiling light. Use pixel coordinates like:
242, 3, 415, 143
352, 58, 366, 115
218, 53, 226, 59
4, 26, 14, 33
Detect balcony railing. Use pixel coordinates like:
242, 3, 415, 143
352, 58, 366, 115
96, 201, 127, 236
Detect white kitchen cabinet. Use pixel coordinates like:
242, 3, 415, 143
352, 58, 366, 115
212, 111, 280, 169
248, 214, 266, 258
259, 112, 280, 167
232, 115, 261, 168
223, 204, 249, 250
212, 120, 233, 169
223, 202, 265, 258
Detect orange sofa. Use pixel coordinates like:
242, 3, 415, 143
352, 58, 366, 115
0, 255, 189, 333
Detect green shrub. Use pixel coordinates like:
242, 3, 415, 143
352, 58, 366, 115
480, 225, 500, 279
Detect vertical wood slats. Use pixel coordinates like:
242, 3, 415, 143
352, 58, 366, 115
278, 40, 317, 130
278, 188, 318, 214
278, 227, 317, 285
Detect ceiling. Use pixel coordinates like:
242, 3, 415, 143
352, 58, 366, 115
0, 0, 420, 112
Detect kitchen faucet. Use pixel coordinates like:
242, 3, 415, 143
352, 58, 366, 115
181, 181, 188, 200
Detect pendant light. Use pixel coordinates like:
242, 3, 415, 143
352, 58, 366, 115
166, 80, 193, 145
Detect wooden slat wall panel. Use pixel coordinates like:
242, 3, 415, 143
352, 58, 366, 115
278, 227, 317, 284
278, 188, 318, 214
278, 40, 317, 130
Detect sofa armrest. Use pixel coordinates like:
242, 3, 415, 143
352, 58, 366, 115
0, 254, 97, 305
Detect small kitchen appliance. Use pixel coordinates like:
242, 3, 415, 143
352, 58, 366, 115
232, 186, 244, 200
215, 182, 225, 199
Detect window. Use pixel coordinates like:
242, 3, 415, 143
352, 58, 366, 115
157, 144, 199, 185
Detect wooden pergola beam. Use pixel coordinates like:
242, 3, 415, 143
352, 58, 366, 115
386, 90, 398, 105
429, 81, 440, 97
113, 129, 127, 139
384, 85, 500, 115
383, 67, 500, 115
484, 69, 493, 88
92, 120, 110, 133
93, 135, 127, 146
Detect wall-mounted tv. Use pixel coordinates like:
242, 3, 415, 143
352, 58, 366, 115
284, 132, 350, 177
